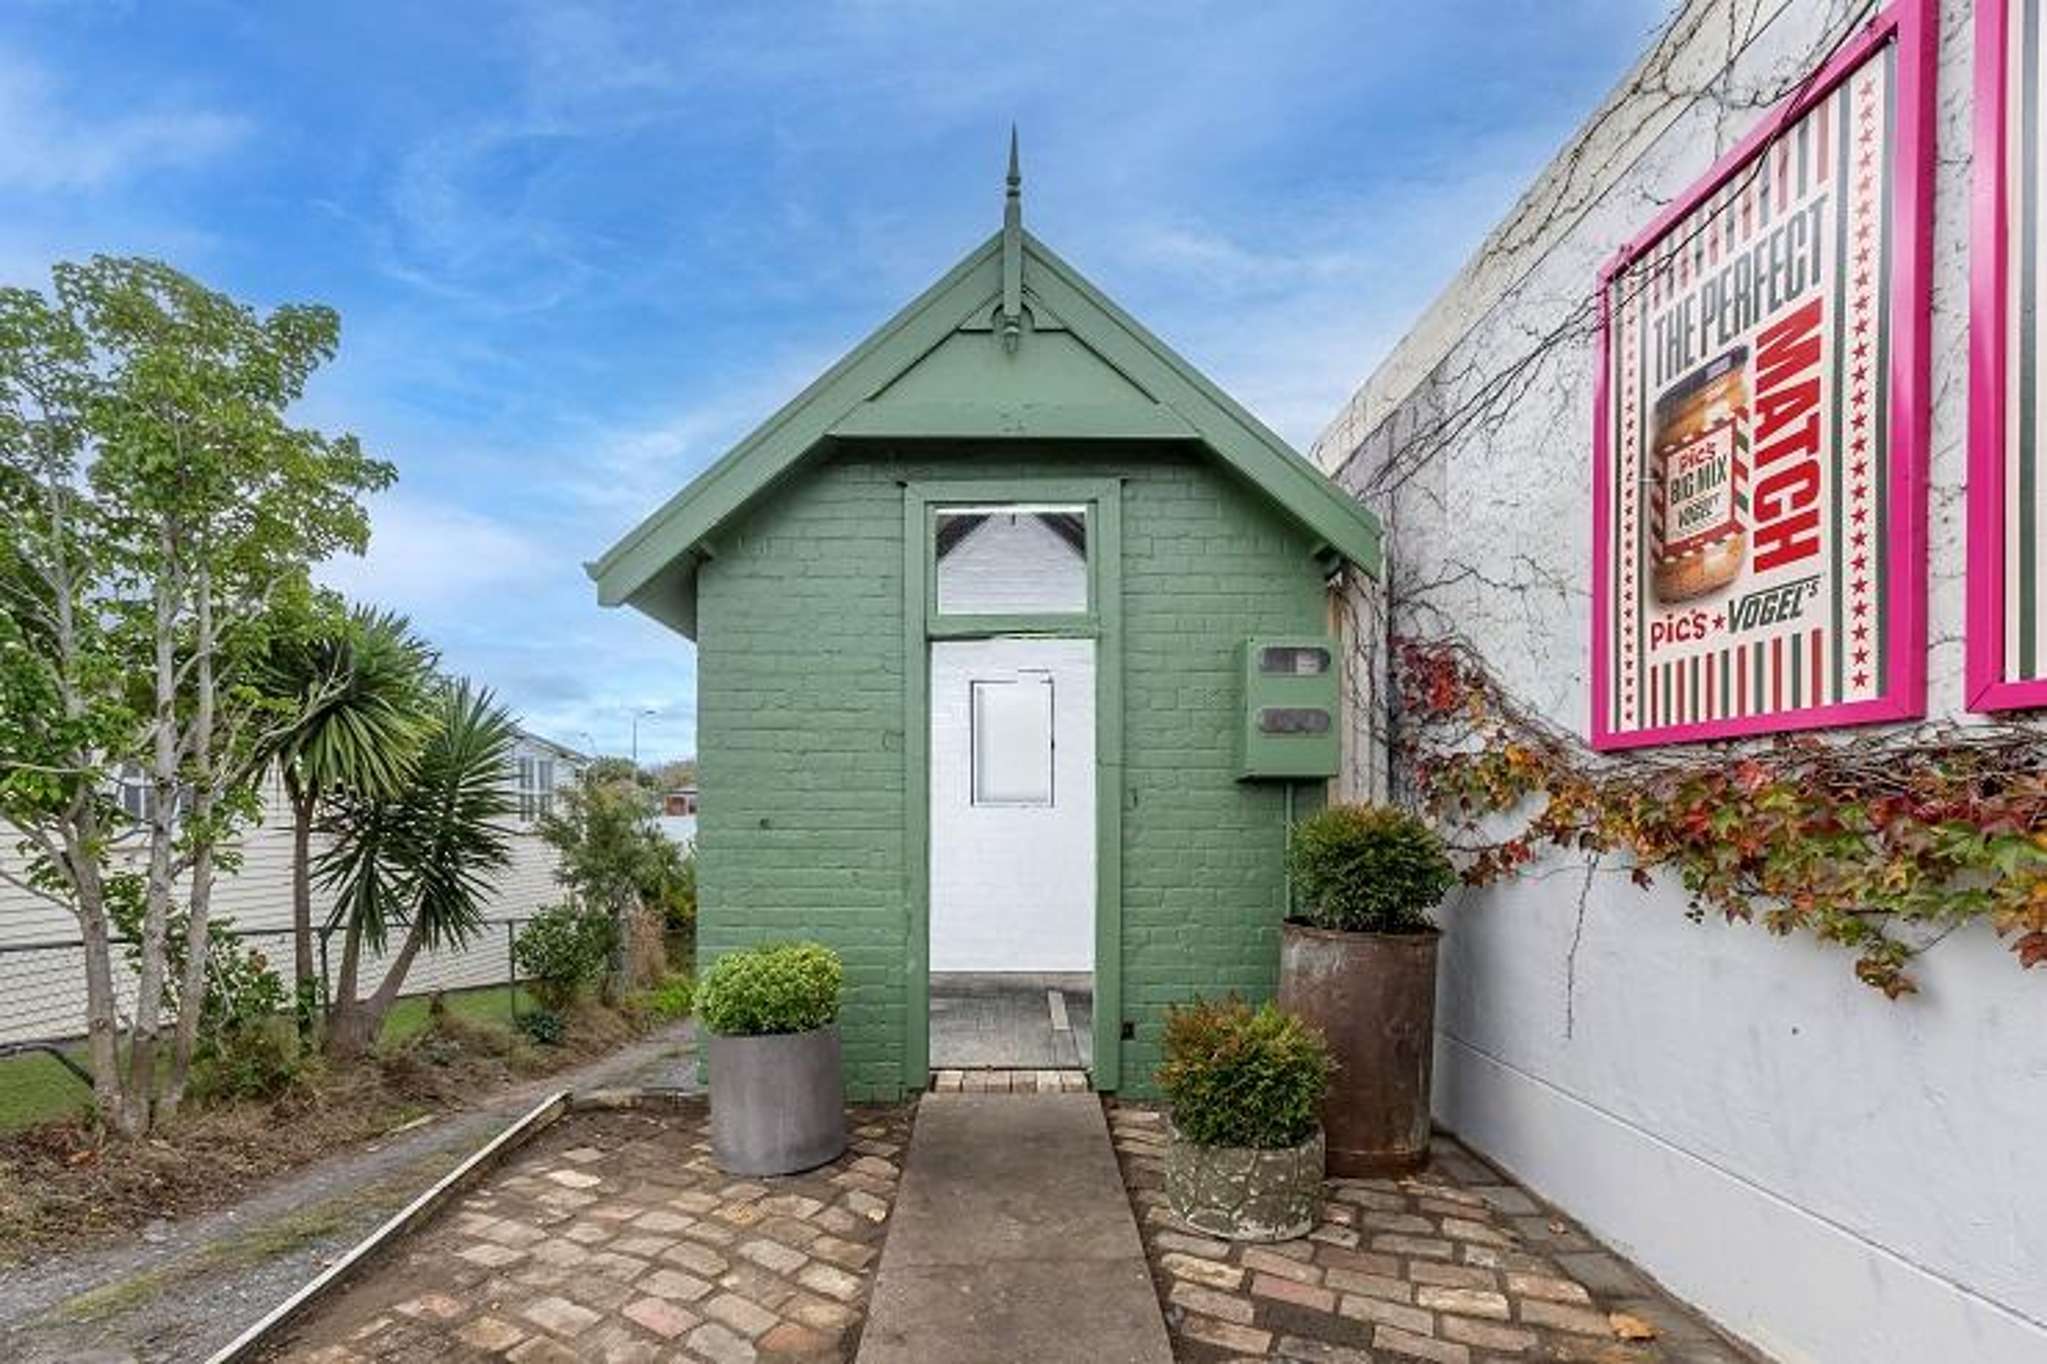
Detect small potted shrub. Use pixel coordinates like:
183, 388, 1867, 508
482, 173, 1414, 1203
1280, 803, 1457, 1174
1156, 996, 1332, 1241
696, 941, 846, 1175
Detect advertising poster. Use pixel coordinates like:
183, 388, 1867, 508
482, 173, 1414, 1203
1971, 0, 2047, 711
1593, 0, 1932, 749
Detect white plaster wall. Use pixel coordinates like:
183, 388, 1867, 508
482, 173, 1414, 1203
1315, 2, 2047, 1360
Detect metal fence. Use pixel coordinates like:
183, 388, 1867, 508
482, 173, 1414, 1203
0, 916, 692, 1054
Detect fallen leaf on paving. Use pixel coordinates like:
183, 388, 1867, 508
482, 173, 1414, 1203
1610, 1311, 1658, 1340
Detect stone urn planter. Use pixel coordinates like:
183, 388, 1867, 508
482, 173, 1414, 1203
1278, 922, 1437, 1175
697, 941, 848, 1176
705, 1024, 848, 1175
1279, 804, 1459, 1178
1155, 995, 1333, 1242
1164, 1122, 1324, 1242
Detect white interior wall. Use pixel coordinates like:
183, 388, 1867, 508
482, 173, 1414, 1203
928, 638, 1096, 973
1315, 2, 2046, 1360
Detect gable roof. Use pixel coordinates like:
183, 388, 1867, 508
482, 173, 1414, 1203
589, 220, 1382, 638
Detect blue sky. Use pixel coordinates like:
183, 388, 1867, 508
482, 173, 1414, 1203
0, 0, 1666, 764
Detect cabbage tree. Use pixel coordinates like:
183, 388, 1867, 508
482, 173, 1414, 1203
257, 605, 435, 1039
317, 679, 516, 1057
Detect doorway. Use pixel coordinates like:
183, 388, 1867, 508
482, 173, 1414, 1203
928, 636, 1096, 1074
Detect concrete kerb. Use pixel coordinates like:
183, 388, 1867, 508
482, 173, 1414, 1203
202, 1085, 696, 1364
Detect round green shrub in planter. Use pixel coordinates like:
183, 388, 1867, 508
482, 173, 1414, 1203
698, 942, 847, 1175
695, 941, 841, 1036
1280, 802, 1458, 1175
1286, 803, 1457, 935
1156, 996, 1332, 1241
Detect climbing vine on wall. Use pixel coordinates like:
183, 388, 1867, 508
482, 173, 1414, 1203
1393, 638, 2047, 997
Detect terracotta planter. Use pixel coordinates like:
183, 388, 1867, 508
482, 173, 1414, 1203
1163, 1122, 1323, 1242
705, 1024, 847, 1175
1277, 921, 1437, 1176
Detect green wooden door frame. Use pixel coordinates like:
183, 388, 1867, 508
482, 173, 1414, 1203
902, 477, 1125, 1093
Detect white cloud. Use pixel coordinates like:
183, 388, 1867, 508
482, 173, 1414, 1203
0, 50, 249, 191
557, 345, 842, 527
371, 120, 601, 313
316, 494, 549, 613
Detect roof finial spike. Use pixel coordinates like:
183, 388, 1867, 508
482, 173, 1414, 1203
1001, 125, 1024, 353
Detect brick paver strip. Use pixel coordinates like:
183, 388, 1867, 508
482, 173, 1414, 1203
1106, 1102, 1768, 1364
262, 1100, 910, 1362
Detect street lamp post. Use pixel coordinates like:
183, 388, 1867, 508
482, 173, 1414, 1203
630, 708, 658, 766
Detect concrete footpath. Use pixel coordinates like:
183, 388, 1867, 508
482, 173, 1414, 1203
855, 1092, 1173, 1364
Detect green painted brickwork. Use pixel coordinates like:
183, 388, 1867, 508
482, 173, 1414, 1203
695, 444, 1329, 1099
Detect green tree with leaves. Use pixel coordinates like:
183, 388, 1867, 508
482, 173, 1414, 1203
536, 765, 678, 998
0, 277, 138, 1128
256, 604, 435, 1040
1, 257, 390, 1134
317, 680, 518, 1057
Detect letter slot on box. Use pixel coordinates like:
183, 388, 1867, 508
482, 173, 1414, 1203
1237, 637, 1340, 780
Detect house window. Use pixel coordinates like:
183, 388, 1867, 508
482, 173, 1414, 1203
934, 504, 1089, 615
970, 675, 1054, 806
112, 763, 191, 825
516, 755, 556, 822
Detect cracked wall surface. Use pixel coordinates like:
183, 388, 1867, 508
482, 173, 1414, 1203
1313, 3, 2045, 1362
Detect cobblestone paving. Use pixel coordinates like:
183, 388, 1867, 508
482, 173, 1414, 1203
269, 1100, 912, 1364
1108, 1104, 1764, 1364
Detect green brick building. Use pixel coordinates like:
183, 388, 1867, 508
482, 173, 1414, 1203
590, 146, 1381, 1099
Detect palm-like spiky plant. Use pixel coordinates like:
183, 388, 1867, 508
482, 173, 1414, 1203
257, 604, 435, 1037
317, 678, 518, 1056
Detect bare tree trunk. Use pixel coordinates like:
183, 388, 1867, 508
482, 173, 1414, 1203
124, 548, 182, 1138
324, 909, 369, 1058
68, 829, 126, 1121
328, 918, 425, 1058
604, 889, 641, 1004
37, 466, 133, 1128
162, 838, 213, 1119
289, 783, 318, 1044
163, 567, 219, 1119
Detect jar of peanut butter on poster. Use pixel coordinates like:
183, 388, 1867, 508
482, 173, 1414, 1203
1650, 345, 1748, 603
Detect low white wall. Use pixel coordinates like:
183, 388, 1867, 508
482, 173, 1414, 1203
1434, 877, 2044, 1363
1316, 2, 2046, 1359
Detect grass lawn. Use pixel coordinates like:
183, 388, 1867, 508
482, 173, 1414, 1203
0, 982, 541, 1133
378, 984, 538, 1045
0, 1051, 94, 1131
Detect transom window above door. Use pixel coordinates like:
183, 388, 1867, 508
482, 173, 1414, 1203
933, 504, 1090, 615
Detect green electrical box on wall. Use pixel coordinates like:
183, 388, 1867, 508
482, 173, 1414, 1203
1237, 637, 1340, 780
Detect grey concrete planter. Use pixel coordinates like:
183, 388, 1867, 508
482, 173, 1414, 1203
705, 1024, 847, 1176
1162, 1122, 1324, 1242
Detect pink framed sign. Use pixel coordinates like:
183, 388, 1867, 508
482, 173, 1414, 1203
1591, 0, 1935, 750
1970, 0, 2047, 711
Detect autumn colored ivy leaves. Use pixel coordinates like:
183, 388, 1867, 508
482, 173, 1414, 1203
1393, 638, 2047, 996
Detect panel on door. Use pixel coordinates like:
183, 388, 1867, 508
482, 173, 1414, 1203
929, 638, 1096, 973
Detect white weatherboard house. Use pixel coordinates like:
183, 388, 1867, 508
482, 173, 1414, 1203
0, 727, 587, 1048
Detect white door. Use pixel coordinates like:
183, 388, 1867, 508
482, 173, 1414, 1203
929, 637, 1096, 973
